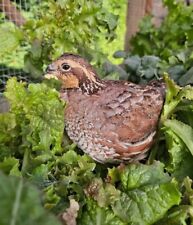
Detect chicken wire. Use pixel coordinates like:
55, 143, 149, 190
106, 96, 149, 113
0, 0, 30, 94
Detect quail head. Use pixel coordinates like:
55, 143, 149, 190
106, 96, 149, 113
45, 53, 165, 163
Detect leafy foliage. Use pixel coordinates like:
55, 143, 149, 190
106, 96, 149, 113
155, 75, 193, 181
109, 162, 181, 225
1, 77, 193, 224
0, 0, 118, 79
131, 1, 193, 61
79, 162, 181, 225
102, 54, 162, 83
0, 172, 61, 225
102, 51, 193, 86
0, 78, 97, 215
0, 78, 65, 161
100, 0, 127, 63
95, 1, 193, 88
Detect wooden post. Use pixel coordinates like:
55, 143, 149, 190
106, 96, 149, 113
124, 0, 152, 52
0, 0, 25, 26
146, 0, 153, 14
186, 0, 190, 5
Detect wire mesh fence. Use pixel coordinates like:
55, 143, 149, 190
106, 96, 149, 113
0, 0, 30, 94
0, 0, 26, 26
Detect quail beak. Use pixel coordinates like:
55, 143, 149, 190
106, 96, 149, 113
44, 65, 62, 90
44, 64, 59, 80
44, 73, 59, 80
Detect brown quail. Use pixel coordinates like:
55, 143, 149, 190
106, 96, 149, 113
45, 53, 165, 163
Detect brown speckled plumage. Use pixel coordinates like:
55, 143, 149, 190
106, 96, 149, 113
45, 53, 165, 163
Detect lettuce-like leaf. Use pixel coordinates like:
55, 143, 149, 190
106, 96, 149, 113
0, 78, 66, 176
156, 177, 193, 224
0, 22, 23, 58
118, 161, 170, 191
79, 198, 126, 225
0, 113, 18, 161
164, 119, 193, 156
161, 74, 193, 122
4, 77, 65, 153
0, 78, 97, 213
83, 162, 181, 225
0, 157, 20, 176
161, 74, 181, 122
111, 162, 181, 225
160, 75, 193, 179
155, 205, 193, 225
112, 182, 181, 225
164, 127, 193, 179
0, 172, 61, 225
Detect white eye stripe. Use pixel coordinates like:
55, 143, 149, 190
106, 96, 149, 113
64, 59, 96, 82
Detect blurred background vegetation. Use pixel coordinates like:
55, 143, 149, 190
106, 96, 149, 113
1, 0, 193, 93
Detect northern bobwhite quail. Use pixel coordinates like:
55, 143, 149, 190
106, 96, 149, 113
45, 53, 165, 163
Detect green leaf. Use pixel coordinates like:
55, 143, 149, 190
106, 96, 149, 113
141, 55, 160, 68
124, 55, 141, 72
113, 50, 127, 59
24, 53, 44, 79
109, 163, 181, 224
4, 78, 65, 154
155, 205, 193, 225
183, 177, 193, 206
0, 172, 61, 225
102, 61, 114, 74
164, 127, 193, 180
112, 161, 170, 191
155, 178, 193, 224
164, 119, 193, 156
0, 112, 18, 159
161, 76, 193, 122
79, 198, 126, 225
0, 157, 20, 176
88, 162, 181, 225
167, 65, 186, 82
179, 85, 193, 101
161, 74, 181, 122
143, 67, 156, 79
161, 77, 193, 178
0, 23, 23, 57
112, 182, 181, 225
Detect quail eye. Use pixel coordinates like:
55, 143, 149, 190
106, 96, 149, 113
61, 63, 71, 71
